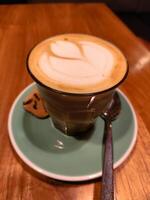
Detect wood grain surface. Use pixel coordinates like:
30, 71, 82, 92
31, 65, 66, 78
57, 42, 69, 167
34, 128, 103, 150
0, 3, 150, 200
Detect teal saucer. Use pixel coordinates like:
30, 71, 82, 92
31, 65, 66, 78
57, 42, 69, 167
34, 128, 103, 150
8, 83, 137, 182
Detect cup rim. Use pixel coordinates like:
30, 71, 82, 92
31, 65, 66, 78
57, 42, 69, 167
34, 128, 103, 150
26, 34, 129, 96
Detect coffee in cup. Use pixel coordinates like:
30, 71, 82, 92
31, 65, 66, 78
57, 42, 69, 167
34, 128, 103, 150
27, 34, 128, 135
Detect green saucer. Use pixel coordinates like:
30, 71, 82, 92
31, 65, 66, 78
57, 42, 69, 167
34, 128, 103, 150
8, 83, 137, 182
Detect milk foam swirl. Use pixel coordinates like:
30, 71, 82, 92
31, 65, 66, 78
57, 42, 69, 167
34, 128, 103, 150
38, 40, 114, 86
28, 34, 127, 93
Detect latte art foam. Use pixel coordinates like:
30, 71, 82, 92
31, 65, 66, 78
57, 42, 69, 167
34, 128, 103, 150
28, 34, 127, 93
39, 40, 114, 87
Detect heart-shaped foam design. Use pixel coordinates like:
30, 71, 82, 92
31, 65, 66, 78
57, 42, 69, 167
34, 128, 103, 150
38, 40, 114, 86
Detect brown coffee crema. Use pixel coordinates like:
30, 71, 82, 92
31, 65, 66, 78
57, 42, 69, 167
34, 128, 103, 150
28, 34, 127, 94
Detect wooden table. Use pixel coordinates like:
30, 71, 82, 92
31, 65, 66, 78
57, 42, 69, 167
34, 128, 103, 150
0, 3, 150, 200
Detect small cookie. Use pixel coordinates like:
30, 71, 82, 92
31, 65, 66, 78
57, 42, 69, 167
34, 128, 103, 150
23, 89, 49, 119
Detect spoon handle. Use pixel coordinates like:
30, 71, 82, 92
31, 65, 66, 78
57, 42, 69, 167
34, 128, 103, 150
101, 120, 114, 200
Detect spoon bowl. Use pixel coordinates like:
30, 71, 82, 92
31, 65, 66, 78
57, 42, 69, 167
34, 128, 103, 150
101, 92, 121, 121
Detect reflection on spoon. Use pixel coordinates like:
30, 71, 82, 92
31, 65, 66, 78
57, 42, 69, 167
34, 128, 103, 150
54, 139, 64, 150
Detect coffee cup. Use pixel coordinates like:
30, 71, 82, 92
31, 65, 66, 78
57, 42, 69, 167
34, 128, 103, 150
27, 34, 128, 135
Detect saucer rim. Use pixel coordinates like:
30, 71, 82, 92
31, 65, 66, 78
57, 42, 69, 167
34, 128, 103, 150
8, 83, 138, 182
